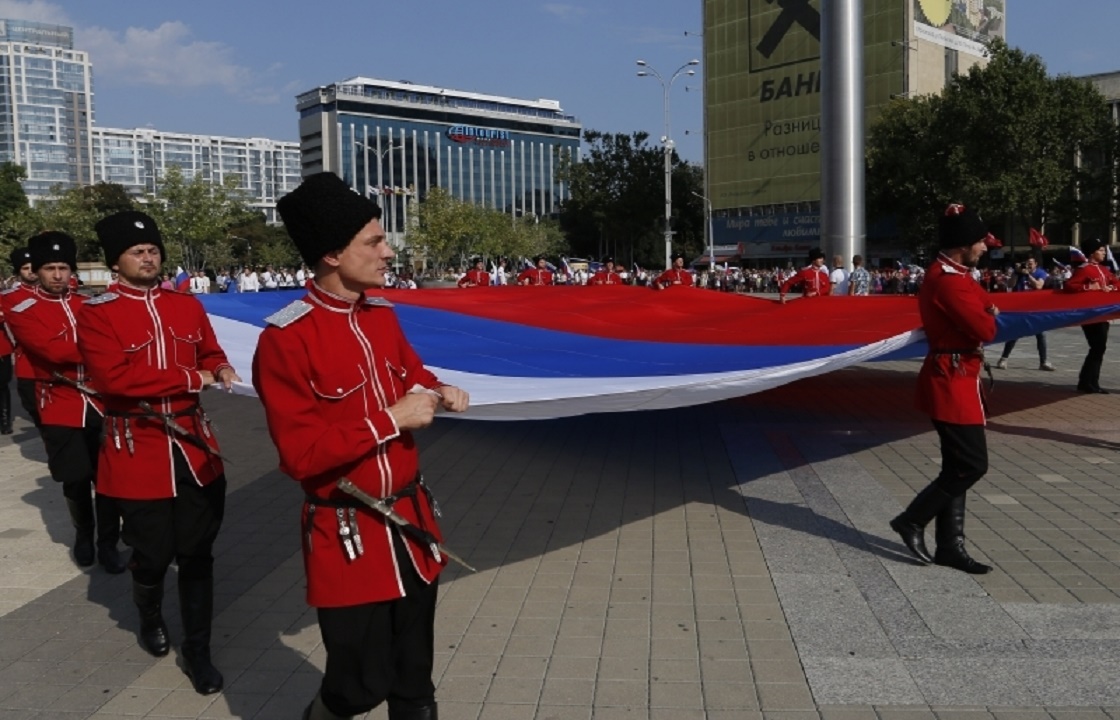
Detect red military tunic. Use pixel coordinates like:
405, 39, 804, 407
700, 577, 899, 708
76, 284, 233, 499
0, 304, 12, 358
517, 268, 554, 286
3, 287, 102, 427
252, 283, 446, 607
655, 269, 694, 288
457, 268, 490, 288
779, 266, 831, 299
1, 283, 37, 380
915, 253, 997, 425
1064, 261, 1119, 293
589, 271, 623, 286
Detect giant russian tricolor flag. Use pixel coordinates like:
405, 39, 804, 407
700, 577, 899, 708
200, 286, 1120, 421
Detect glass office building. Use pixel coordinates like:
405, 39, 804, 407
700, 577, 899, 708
0, 19, 94, 199
295, 77, 581, 233
91, 127, 301, 222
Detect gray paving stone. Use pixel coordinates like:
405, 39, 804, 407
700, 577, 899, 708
1003, 603, 1120, 639
801, 657, 924, 705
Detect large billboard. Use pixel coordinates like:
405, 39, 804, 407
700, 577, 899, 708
914, 0, 1005, 57
706, 0, 824, 214
705, 0, 903, 256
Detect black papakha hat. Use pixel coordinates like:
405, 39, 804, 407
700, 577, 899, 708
938, 204, 988, 249
671, 252, 685, 262
277, 172, 382, 267
94, 210, 166, 267
28, 231, 77, 272
807, 248, 825, 262
1081, 237, 1106, 256
9, 246, 31, 273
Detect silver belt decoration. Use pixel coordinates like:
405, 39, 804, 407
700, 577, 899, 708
336, 507, 364, 561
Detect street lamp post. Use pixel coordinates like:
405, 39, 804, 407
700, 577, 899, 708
691, 191, 715, 270
356, 140, 406, 243
637, 58, 699, 269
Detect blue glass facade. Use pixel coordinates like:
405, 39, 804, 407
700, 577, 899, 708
297, 78, 581, 232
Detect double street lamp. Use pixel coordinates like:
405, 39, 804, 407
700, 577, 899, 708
637, 58, 699, 269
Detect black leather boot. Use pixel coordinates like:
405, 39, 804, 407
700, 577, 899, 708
179, 577, 223, 695
65, 497, 96, 567
933, 494, 992, 574
133, 580, 170, 656
302, 691, 354, 720
388, 702, 438, 720
889, 484, 952, 564
94, 494, 126, 574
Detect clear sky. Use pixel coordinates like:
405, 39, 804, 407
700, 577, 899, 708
0, 0, 1117, 165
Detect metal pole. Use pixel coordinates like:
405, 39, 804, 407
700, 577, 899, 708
663, 81, 673, 270
820, 0, 865, 264
707, 198, 714, 269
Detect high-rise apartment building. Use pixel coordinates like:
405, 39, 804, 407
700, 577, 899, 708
0, 19, 94, 199
91, 127, 301, 223
0, 17, 300, 218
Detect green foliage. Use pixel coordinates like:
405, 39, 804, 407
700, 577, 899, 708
143, 166, 255, 272
867, 38, 1116, 252
0, 162, 28, 219
33, 182, 138, 261
407, 188, 565, 274
0, 163, 31, 263
558, 130, 704, 268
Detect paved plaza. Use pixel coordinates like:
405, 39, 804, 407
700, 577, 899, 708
2, 325, 1120, 719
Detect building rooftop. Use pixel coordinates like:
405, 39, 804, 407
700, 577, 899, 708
296, 76, 580, 126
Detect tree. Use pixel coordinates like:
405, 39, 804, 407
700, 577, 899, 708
866, 96, 951, 252
867, 38, 1116, 253
0, 163, 32, 263
145, 166, 255, 272
559, 130, 705, 268
0, 162, 28, 220
33, 182, 138, 261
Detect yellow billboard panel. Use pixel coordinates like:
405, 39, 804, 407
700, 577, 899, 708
706, 0, 903, 214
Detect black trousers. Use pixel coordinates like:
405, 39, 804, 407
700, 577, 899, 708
0, 354, 10, 425
116, 449, 226, 586
1079, 322, 1110, 391
932, 420, 988, 497
16, 377, 40, 427
316, 531, 439, 717
38, 406, 102, 503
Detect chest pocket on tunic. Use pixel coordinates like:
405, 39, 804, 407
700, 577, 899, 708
170, 328, 202, 369
310, 365, 369, 411
122, 331, 155, 367
383, 358, 408, 404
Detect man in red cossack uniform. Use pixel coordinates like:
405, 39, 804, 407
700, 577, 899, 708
456, 256, 490, 288
779, 247, 831, 302
0, 248, 26, 434
1, 246, 41, 428
654, 252, 694, 289
589, 256, 624, 286
517, 255, 555, 286
4, 232, 124, 572
1064, 237, 1119, 393
77, 211, 239, 695
0, 292, 11, 434
254, 172, 469, 720
890, 203, 998, 575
